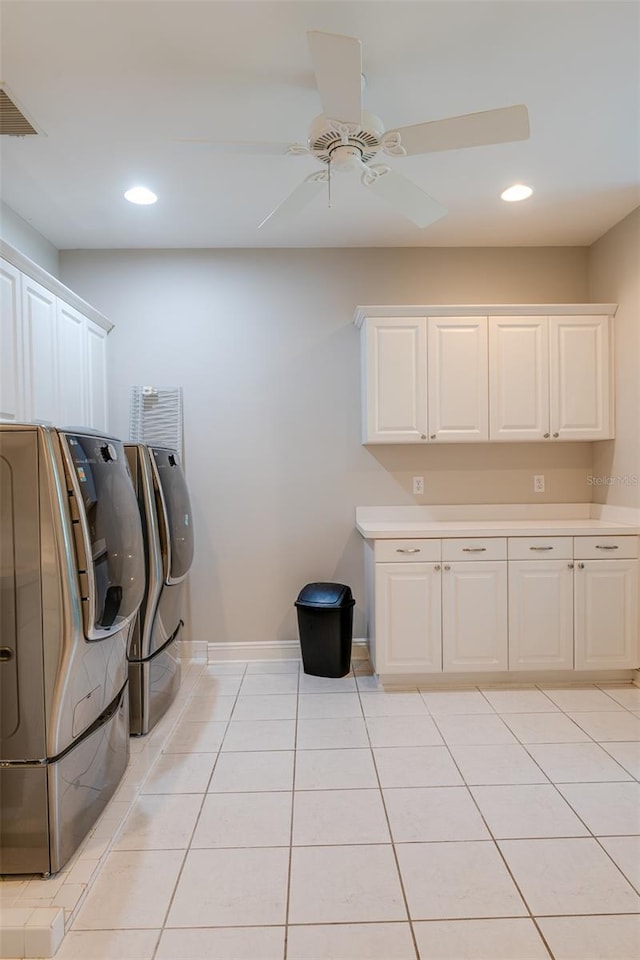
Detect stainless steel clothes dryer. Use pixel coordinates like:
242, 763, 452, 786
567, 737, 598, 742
125, 445, 194, 736
0, 425, 145, 875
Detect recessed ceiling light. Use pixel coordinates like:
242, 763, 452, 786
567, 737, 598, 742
124, 186, 157, 205
501, 183, 533, 202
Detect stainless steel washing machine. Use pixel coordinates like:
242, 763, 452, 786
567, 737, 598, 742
0, 424, 145, 875
125, 444, 194, 736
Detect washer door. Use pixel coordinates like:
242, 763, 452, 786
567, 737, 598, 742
150, 448, 194, 584
63, 434, 145, 640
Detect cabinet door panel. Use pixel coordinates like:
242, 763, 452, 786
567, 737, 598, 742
363, 318, 427, 442
550, 316, 612, 440
86, 320, 108, 432
57, 301, 87, 427
575, 560, 638, 669
442, 561, 507, 670
375, 562, 441, 672
508, 560, 573, 670
489, 316, 549, 440
22, 276, 58, 423
428, 317, 488, 441
0, 259, 23, 420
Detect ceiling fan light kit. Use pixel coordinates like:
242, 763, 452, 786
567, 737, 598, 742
185, 30, 531, 230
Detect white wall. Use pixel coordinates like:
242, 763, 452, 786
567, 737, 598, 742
588, 207, 640, 508
0, 201, 59, 276
60, 246, 590, 646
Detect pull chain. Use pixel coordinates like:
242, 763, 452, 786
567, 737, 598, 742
328, 159, 332, 208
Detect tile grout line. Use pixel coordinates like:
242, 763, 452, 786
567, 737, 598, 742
283, 660, 301, 960
148, 660, 248, 960
468, 687, 640, 908
425, 691, 557, 960
357, 666, 421, 960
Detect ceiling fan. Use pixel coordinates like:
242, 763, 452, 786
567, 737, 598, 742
182, 30, 530, 229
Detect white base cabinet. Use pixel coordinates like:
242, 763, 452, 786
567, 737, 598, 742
575, 560, 638, 669
508, 560, 574, 670
0, 253, 111, 430
375, 563, 442, 672
368, 534, 639, 679
442, 561, 507, 670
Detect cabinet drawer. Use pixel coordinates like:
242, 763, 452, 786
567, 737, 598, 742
574, 536, 639, 560
375, 539, 441, 563
442, 538, 506, 561
508, 537, 573, 560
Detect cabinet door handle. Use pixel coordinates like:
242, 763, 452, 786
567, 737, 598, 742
595, 545, 619, 550
553, 432, 560, 438
543, 433, 550, 439
578, 562, 585, 569
530, 546, 553, 551
462, 547, 486, 553
434, 564, 441, 571
568, 562, 574, 569
430, 434, 436, 440
420, 434, 427, 440
444, 565, 451, 571
396, 548, 420, 554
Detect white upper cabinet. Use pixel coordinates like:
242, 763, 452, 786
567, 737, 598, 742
358, 306, 614, 444
0, 260, 23, 421
363, 317, 427, 442
86, 320, 108, 433
1, 250, 111, 432
428, 317, 488, 442
550, 316, 612, 440
22, 275, 59, 424
489, 317, 549, 441
57, 300, 88, 427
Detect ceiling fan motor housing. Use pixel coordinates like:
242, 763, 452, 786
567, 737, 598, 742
308, 111, 385, 166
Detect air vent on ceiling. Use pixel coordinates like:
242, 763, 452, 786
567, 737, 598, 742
0, 87, 39, 136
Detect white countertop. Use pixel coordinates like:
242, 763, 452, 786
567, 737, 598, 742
355, 505, 640, 540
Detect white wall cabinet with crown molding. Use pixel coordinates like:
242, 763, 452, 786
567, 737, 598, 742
489, 315, 613, 441
355, 305, 615, 444
365, 533, 638, 682
0, 247, 111, 431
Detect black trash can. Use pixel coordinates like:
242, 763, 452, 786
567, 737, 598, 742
295, 582, 355, 678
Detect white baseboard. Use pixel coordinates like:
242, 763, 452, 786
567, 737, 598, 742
178, 640, 208, 661
377, 668, 637, 688
208, 638, 370, 663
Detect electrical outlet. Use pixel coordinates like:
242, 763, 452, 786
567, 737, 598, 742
533, 475, 545, 494
413, 476, 424, 495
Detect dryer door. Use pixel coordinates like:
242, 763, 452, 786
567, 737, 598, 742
150, 448, 194, 584
62, 433, 145, 640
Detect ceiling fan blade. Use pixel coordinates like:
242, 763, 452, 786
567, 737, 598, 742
175, 138, 308, 156
258, 173, 327, 229
364, 167, 447, 228
387, 104, 530, 156
307, 31, 362, 124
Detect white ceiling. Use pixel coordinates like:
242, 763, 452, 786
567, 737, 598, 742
1, 0, 639, 249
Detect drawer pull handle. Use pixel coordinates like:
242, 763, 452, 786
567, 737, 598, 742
578, 562, 585, 569
530, 546, 553, 551
462, 547, 486, 553
396, 548, 420, 554
596, 545, 619, 550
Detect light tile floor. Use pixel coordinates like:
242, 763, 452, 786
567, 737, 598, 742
2, 664, 640, 959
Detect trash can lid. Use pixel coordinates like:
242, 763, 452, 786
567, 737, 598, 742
295, 582, 354, 608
